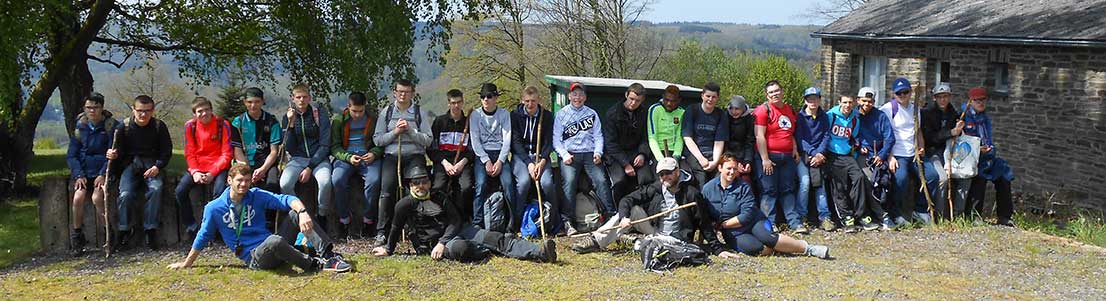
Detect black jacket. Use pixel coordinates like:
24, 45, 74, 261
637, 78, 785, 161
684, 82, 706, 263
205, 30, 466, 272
725, 109, 756, 162
386, 191, 464, 255
616, 177, 725, 255
117, 117, 173, 172
510, 104, 554, 164
921, 101, 960, 158
603, 102, 651, 166
430, 113, 475, 165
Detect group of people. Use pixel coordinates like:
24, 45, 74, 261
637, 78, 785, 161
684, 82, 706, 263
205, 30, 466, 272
64, 76, 1013, 273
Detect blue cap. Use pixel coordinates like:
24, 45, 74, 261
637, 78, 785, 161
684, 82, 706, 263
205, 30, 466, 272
802, 87, 822, 98
892, 78, 912, 93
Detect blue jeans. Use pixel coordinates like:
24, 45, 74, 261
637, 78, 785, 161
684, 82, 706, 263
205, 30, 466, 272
511, 157, 555, 207
117, 165, 164, 231
796, 155, 830, 222
175, 169, 229, 231
891, 156, 941, 215
331, 158, 382, 223
559, 152, 615, 222
755, 153, 800, 229
473, 150, 519, 228
279, 157, 333, 216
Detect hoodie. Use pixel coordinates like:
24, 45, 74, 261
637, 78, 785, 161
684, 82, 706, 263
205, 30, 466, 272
921, 101, 960, 159
510, 104, 554, 165
825, 105, 860, 156
795, 106, 831, 157
857, 108, 895, 162
184, 116, 234, 175
66, 111, 121, 179
647, 102, 686, 160
962, 104, 1014, 182
725, 104, 756, 162
553, 104, 604, 158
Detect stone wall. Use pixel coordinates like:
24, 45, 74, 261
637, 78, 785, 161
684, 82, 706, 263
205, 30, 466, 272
819, 39, 1106, 211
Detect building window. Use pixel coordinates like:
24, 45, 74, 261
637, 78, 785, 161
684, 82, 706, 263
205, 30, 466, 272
860, 56, 888, 105
992, 63, 1010, 94
935, 61, 951, 86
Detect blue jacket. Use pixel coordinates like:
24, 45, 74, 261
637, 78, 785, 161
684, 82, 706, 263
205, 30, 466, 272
795, 107, 830, 156
510, 104, 554, 164
962, 104, 1014, 181
825, 105, 860, 156
193, 188, 298, 262
857, 109, 895, 162
701, 176, 761, 234
66, 111, 121, 179
282, 105, 331, 168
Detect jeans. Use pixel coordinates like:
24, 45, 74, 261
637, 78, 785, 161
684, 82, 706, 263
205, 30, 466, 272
376, 154, 427, 233
890, 156, 941, 216
755, 153, 800, 229
117, 165, 164, 231
247, 209, 336, 270
433, 160, 474, 220
279, 157, 333, 216
512, 157, 556, 212
796, 154, 831, 222
443, 224, 543, 262
473, 151, 519, 229
559, 152, 615, 223
331, 159, 382, 223
175, 169, 229, 231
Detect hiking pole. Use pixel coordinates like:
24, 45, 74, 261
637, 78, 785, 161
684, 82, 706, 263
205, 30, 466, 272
274, 101, 294, 233
533, 110, 548, 241
569, 202, 697, 238
396, 122, 404, 198
946, 108, 969, 219
912, 84, 936, 220
102, 128, 121, 257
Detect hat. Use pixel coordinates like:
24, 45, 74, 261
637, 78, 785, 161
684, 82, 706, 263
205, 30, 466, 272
655, 157, 679, 174
857, 87, 877, 98
404, 165, 429, 180
728, 95, 747, 109
479, 83, 501, 98
968, 87, 988, 100
802, 87, 822, 98
892, 78, 912, 93
932, 83, 952, 96
569, 82, 587, 93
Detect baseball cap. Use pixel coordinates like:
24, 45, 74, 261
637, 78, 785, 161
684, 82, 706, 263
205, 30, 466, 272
892, 77, 912, 93
968, 87, 988, 100
857, 87, 877, 98
932, 83, 952, 96
655, 157, 679, 174
802, 87, 822, 98
569, 82, 587, 93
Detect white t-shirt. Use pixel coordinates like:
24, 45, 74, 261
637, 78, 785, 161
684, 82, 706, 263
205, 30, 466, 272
879, 100, 917, 157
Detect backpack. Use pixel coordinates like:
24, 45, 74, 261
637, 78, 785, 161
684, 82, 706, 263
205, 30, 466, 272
573, 190, 604, 232
520, 201, 561, 239
482, 191, 510, 233
384, 103, 423, 129
639, 236, 710, 272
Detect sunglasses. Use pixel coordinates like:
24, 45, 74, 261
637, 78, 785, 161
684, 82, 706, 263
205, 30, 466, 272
409, 178, 430, 186
480, 94, 497, 100
658, 170, 676, 177
895, 90, 912, 96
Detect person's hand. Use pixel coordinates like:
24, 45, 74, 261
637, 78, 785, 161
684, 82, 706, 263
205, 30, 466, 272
563, 154, 574, 165
297, 211, 313, 233
623, 164, 636, 177
167, 261, 190, 270
350, 155, 363, 166
395, 119, 409, 134
527, 162, 539, 180
252, 168, 266, 183
761, 158, 775, 175
812, 153, 826, 167
372, 247, 390, 257
792, 150, 801, 162
94, 175, 106, 189
697, 157, 709, 169
738, 162, 752, 174
535, 159, 546, 177
871, 156, 883, 167
982, 145, 993, 153
298, 167, 312, 183
143, 166, 160, 178
484, 161, 495, 174
106, 149, 118, 160
952, 120, 965, 136
199, 173, 213, 184
718, 251, 740, 259
592, 154, 602, 165
286, 108, 296, 121
74, 177, 87, 191
619, 217, 631, 229
888, 157, 899, 173
491, 160, 504, 177
430, 243, 446, 260
705, 160, 718, 172
632, 155, 646, 167
917, 147, 926, 157
363, 153, 377, 164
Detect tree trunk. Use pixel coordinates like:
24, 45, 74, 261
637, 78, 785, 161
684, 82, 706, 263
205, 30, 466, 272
59, 59, 94, 136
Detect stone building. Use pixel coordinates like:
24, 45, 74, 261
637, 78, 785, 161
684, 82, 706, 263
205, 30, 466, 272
811, 0, 1106, 211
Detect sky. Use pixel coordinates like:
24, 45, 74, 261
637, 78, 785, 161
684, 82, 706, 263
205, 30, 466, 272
642, 0, 828, 25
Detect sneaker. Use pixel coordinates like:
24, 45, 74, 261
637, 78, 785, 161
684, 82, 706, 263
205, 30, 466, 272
571, 237, 600, 254
538, 239, 557, 263
914, 212, 934, 226
793, 225, 810, 235
860, 217, 879, 231
996, 218, 1015, 227
806, 244, 830, 259
360, 222, 376, 240
372, 233, 387, 247
564, 221, 578, 236
820, 219, 837, 232
319, 256, 352, 273
880, 217, 894, 231
145, 229, 159, 251
894, 216, 909, 229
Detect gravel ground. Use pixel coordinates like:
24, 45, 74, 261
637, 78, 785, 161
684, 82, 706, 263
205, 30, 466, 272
1, 225, 1104, 300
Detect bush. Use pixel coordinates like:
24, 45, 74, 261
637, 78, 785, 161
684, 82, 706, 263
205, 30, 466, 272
33, 138, 59, 150
652, 40, 812, 109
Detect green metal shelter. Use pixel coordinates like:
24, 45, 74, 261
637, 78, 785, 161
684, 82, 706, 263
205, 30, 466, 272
544, 75, 704, 115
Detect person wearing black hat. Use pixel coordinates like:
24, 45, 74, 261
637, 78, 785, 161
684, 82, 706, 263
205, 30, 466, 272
371, 165, 556, 263
372, 79, 434, 246
469, 83, 520, 231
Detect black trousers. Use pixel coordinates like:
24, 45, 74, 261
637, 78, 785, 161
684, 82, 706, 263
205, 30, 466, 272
969, 177, 1013, 221
829, 154, 867, 221
432, 161, 475, 220
377, 154, 428, 233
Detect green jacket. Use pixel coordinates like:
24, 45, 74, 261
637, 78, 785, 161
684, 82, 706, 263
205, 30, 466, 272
647, 102, 686, 160
331, 108, 384, 163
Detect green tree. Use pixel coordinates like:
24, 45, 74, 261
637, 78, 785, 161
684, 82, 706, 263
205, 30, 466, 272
652, 40, 812, 108
0, 0, 493, 195
216, 85, 246, 121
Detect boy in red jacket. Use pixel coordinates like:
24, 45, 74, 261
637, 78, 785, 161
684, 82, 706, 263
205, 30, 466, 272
176, 97, 234, 238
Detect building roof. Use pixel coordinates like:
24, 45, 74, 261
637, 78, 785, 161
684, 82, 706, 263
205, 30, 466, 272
811, 0, 1106, 47
544, 75, 702, 93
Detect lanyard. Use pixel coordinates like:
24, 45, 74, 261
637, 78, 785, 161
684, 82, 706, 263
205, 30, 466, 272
233, 201, 247, 239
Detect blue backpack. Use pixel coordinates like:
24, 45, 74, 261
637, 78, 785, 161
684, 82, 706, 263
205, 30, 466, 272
520, 202, 560, 239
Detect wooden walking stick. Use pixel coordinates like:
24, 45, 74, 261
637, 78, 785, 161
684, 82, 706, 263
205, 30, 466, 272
102, 128, 121, 257
946, 107, 969, 219
533, 110, 548, 240
570, 202, 697, 238
274, 101, 295, 233
912, 84, 936, 219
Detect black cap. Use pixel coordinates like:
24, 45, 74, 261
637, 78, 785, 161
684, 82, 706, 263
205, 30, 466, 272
404, 165, 429, 180
479, 83, 501, 98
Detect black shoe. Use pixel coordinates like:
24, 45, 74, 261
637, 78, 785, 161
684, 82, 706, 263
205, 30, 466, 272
114, 230, 132, 252
359, 222, 376, 240
538, 239, 557, 263
336, 223, 349, 242
145, 229, 159, 251
70, 230, 87, 257
316, 216, 329, 235
373, 233, 387, 247
996, 218, 1015, 227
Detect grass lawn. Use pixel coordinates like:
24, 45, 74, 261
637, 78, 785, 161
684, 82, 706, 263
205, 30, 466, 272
0, 198, 38, 269
28, 149, 187, 186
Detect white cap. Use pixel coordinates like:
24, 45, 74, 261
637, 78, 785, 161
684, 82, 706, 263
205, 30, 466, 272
932, 82, 953, 95
655, 157, 679, 173
857, 87, 876, 98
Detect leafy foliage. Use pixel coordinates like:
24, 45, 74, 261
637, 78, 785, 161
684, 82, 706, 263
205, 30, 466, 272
653, 40, 813, 108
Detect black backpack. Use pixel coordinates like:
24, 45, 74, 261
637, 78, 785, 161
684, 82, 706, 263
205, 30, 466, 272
640, 237, 710, 272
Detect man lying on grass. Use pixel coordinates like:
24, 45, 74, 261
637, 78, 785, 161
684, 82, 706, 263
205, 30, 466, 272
371, 165, 557, 263
168, 164, 351, 273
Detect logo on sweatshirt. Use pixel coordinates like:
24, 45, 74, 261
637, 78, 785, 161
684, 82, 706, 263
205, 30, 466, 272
778, 115, 793, 130
223, 205, 256, 229
562, 115, 596, 141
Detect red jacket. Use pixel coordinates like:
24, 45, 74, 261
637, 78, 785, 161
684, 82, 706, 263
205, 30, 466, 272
184, 116, 233, 175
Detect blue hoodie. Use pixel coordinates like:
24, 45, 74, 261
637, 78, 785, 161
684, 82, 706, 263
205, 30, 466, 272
825, 105, 860, 156
857, 108, 895, 162
193, 188, 298, 263
794, 107, 830, 157
66, 111, 121, 179
962, 104, 1014, 181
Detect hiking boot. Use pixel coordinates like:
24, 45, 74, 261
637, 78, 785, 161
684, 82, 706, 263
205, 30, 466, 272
996, 218, 1015, 227
336, 223, 349, 242
360, 222, 376, 240
805, 244, 830, 259
821, 219, 837, 232
373, 233, 387, 247
880, 217, 894, 231
114, 230, 132, 252
571, 237, 601, 254
70, 230, 87, 257
318, 256, 352, 273
793, 224, 810, 235
538, 239, 557, 263
894, 216, 909, 229
914, 212, 934, 226
145, 229, 159, 251
859, 217, 879, 231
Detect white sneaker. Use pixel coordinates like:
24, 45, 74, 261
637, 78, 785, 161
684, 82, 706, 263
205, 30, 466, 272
806, 245, 830, 259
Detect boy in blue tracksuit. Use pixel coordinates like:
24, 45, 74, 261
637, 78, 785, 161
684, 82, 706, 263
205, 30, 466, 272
66, 93, 121, 255
856, 87, 897, 230
169, 164, 350, 273
825, 95, 878, 232
794, 87, 832, 233
961, 87, 1015, 226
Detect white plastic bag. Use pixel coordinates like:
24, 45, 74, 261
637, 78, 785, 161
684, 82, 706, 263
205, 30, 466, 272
945, 135, 981, 179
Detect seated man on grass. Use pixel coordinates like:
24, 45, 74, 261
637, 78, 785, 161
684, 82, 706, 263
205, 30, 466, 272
168, 164, 351, 273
